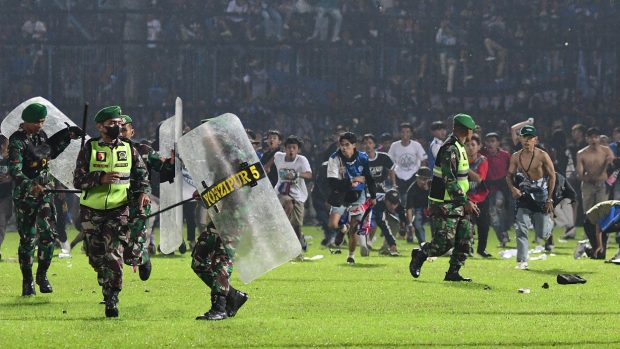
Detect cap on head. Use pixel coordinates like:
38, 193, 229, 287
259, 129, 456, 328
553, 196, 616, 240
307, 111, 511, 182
586, 127, 601, 137
94, 106, 122, 123
416, 166, 432, 179
246, 129, 260, 144
453, 113, 476, 130
430, 121, 447, 131
121, 114, 133, 124
22, 103, 47, 123
519, 125, 537, 137
385, 189, 400, 204
380, 132, 393, 142
485, 132, 500, 140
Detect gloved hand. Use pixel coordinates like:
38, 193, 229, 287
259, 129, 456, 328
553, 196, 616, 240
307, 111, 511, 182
65, 122, 84, 139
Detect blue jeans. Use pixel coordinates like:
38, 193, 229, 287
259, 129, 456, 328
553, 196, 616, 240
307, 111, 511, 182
515, 207, 553, 262
412, 208, 426, 243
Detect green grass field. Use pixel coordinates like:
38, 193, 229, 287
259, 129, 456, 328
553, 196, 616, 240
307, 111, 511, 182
0, 226, 619, 348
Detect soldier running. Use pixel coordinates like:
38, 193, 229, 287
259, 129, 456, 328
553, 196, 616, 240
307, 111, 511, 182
409, 114, 480, 282
8, 102, 81, 296
191, 192, 249, 321
73, 106, 150, 317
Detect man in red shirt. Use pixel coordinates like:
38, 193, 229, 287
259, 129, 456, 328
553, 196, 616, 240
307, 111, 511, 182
481, 132, 512, 247
467, 135, 491, 257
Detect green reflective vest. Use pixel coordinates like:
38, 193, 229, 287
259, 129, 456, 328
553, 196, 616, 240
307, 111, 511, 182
428, 137, 469, 203
80, 140, 132, 210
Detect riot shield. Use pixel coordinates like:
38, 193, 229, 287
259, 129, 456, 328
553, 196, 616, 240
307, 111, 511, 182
158, 97, 184, 254
1, 97, 89, 191
177, 113, 301, 283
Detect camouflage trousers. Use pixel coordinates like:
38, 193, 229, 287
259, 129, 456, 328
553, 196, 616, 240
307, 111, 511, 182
126, 204, 151, 266
191, 229, 234, 295
422, 203, 473, 267
14, 192, 57, 268
80, 205, 129, 291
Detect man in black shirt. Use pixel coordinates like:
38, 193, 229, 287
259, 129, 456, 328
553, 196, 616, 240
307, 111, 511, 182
362, 133, 395, 193
260, 130, 283, 187
374, 189, 406, 256
405, 166, 432, 244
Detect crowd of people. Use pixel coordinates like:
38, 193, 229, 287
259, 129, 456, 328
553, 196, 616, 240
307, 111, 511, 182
1, 0, 620, 319
0, 0, 618, 147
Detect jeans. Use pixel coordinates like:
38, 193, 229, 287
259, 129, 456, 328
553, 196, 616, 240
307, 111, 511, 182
515, 207, 553, 262
472, 199, 490, 253
412, 208, 426, 243
488, 189, 511, 243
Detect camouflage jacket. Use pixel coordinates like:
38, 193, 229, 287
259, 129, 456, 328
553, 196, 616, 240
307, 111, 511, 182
133, 141, 175, 183
73, 137, 150, 199
433, 135, 468, 207
9, 125, 72, 198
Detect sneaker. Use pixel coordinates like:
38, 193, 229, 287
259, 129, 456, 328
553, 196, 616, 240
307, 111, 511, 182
544, 240, 554, 253
561, 226, 576, 240
477, 251, 492, 258
574, 240, 590, 259
378, 245, 390, 256
515, 262, 529, 270
60, 241, 71, 254
388, 245, 400, 257
360, 245, 369, 257
346, 257, 355, 265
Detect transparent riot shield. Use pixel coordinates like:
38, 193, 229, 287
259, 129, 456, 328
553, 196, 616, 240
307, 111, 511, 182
158, 98, 184, 254
177, 113, 301, 283
1, 96, 89, 191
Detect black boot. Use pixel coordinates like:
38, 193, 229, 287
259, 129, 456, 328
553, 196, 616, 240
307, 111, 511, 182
138, 260, 152, 281
409, 248, 427, 278
226, 287, 249, 317
196, 293, 228, 321
36, 261, 53, 293
21, 265, 36, 297
103, 288, 119, 317
444, 265, 472, 282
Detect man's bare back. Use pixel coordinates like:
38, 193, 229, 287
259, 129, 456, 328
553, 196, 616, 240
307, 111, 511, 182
577, 145, 614, 184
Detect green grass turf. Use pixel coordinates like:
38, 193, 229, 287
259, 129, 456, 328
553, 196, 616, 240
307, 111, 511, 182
0, 225, 619, 348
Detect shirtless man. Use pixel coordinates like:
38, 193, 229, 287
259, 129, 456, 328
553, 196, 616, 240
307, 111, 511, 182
576, 127, 614, 213
506, 125, 556, 270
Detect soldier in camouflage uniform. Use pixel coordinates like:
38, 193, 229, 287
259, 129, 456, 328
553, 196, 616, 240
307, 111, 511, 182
119, 114, 175, 281
8, 102, 81, 296
73, 106, 150, 317
190, 195, 249, 321
409, 114, 480, 282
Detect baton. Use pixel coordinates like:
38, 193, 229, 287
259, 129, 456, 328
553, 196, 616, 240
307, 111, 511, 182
80, 102, 88, 150
45, 189, 82, 194
144, 197, 195, 219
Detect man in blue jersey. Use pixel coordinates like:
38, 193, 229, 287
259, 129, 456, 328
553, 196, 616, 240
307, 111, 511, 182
326, 132, 377, 264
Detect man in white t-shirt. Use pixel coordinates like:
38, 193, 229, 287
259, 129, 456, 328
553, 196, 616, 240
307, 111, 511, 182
274, 135, 313, 252
428, 120, 447, 171
388, 122, 427, 202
